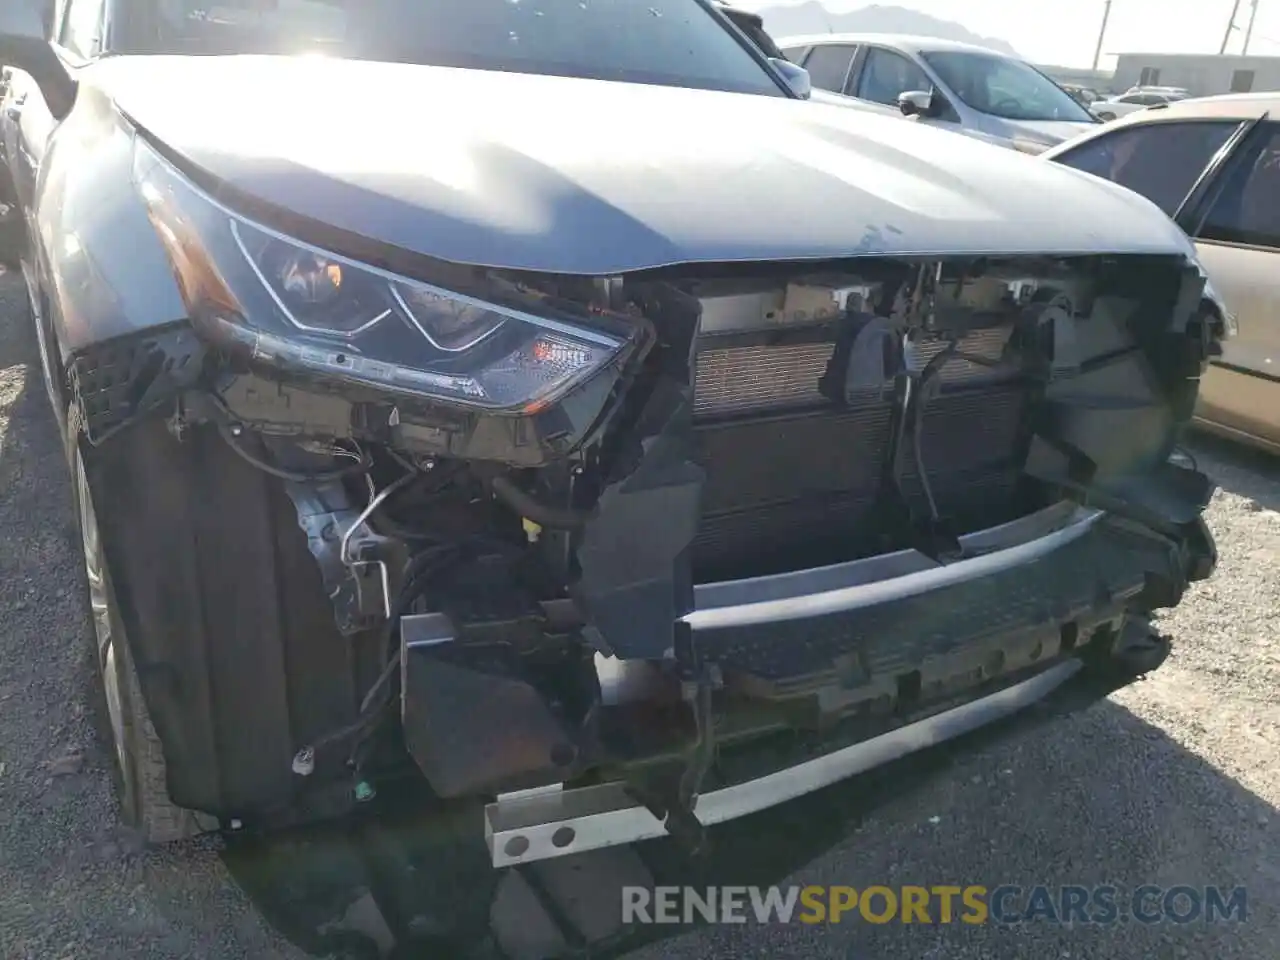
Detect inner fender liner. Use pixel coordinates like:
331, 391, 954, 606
570, 283, 705, 661
87, 415, 374, 821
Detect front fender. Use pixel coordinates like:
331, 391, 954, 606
32, 82, 187, 366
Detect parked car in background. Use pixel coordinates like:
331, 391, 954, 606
1, 2, 1221, 936
1091, 86, 1190, 122
1060, 83, 1101, 107
1044, 93, 1280, 453
775, 33, 1098, 153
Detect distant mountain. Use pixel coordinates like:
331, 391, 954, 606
755, 2, 1022, 58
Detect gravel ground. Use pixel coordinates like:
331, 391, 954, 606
0, 265, 1276, 960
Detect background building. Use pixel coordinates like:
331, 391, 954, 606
1038, 64, 1118, 94
1111, 52, 1280, 97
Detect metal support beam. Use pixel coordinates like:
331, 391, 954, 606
1221, 0, 1244, 53
1092, 0, 1114, 71
1243, 0, 1261, 53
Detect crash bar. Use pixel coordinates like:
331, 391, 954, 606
484, 658, 1082, 867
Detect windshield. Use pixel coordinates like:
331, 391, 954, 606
114, 0, 787, 96
921, 50, 1095, 122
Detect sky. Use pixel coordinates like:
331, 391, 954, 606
732, 0, 1280, 68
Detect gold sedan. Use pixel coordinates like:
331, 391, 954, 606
1043, 94, 1280, 454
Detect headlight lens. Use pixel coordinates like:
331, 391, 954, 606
136, 145, 635, 413
393, 283, 506, 353
235, 224, 394, 336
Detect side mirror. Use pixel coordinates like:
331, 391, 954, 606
0, 0, 77, 120
769, 58, 812, 100
897, 89, 940, 118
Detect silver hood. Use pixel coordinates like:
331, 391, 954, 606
95, 55, 1195, 275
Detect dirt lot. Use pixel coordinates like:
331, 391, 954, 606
0, 266, 1276, 959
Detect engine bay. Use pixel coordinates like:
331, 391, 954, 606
67, 250, 1222, 818
71, 251, 1221, 635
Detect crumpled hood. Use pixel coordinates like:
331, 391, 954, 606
93, 55, 1194, 275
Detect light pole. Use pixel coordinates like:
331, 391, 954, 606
1092, 0, 1113, 71
1220, 0, 1244, 53
1243, 0, 1261, 53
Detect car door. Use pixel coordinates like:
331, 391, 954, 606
848, 45, 938, 121
794, 42, 859, 97
1184, 121, 1280, 446
1048, 114, 1280, 446
1049, 118, 1242, 217
3, 0, 104, 260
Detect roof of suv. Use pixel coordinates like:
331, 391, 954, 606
1043, 92, 1278, 160
775, 33, 1012, 58
1107, 91, 1279, 127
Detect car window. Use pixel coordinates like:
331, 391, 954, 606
61, 0, 107, 58
922, 50, 1094, 122
800, 43, 857, 93
855, 47, 931, 106
1198, 123, 1280, 249
1052, 121, 1237, 217
112, 0, 789, 97
779, 45, 809, 62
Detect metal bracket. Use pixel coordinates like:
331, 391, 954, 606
284, 480, 402, 636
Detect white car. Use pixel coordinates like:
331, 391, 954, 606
1091, 88, 1190, 122
775, 33, 1098, 153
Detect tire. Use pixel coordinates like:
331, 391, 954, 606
69, 419, 209, 844
0, 164, 24, 269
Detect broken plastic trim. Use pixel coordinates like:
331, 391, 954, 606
569, 282, 705, 662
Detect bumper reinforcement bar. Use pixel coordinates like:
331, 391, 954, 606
484, 658, 1081, 867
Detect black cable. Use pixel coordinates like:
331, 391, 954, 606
910, 341, 958, 522
367, 463, 467, 542
83, 414, 147, 448
490, 475, 590, 531
355, 537, 522, 751
216, 420, 371, 482
375, 546, 462, 690
367, 511, 446, 543
293, 546, 460, 764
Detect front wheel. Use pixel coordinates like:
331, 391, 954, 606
70, 427, 208, 844
0, 161, 23, 268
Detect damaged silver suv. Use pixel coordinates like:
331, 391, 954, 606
1, 0, 1222, 872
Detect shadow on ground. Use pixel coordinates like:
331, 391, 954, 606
1190, 430, 1280, 512
219, 670, 1277, 960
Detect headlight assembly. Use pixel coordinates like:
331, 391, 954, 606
134, 142, 638, 413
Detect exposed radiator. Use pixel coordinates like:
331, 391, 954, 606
690, 329, 1028, 577
694, 343, 834, 417
693, 327, 1012, 418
